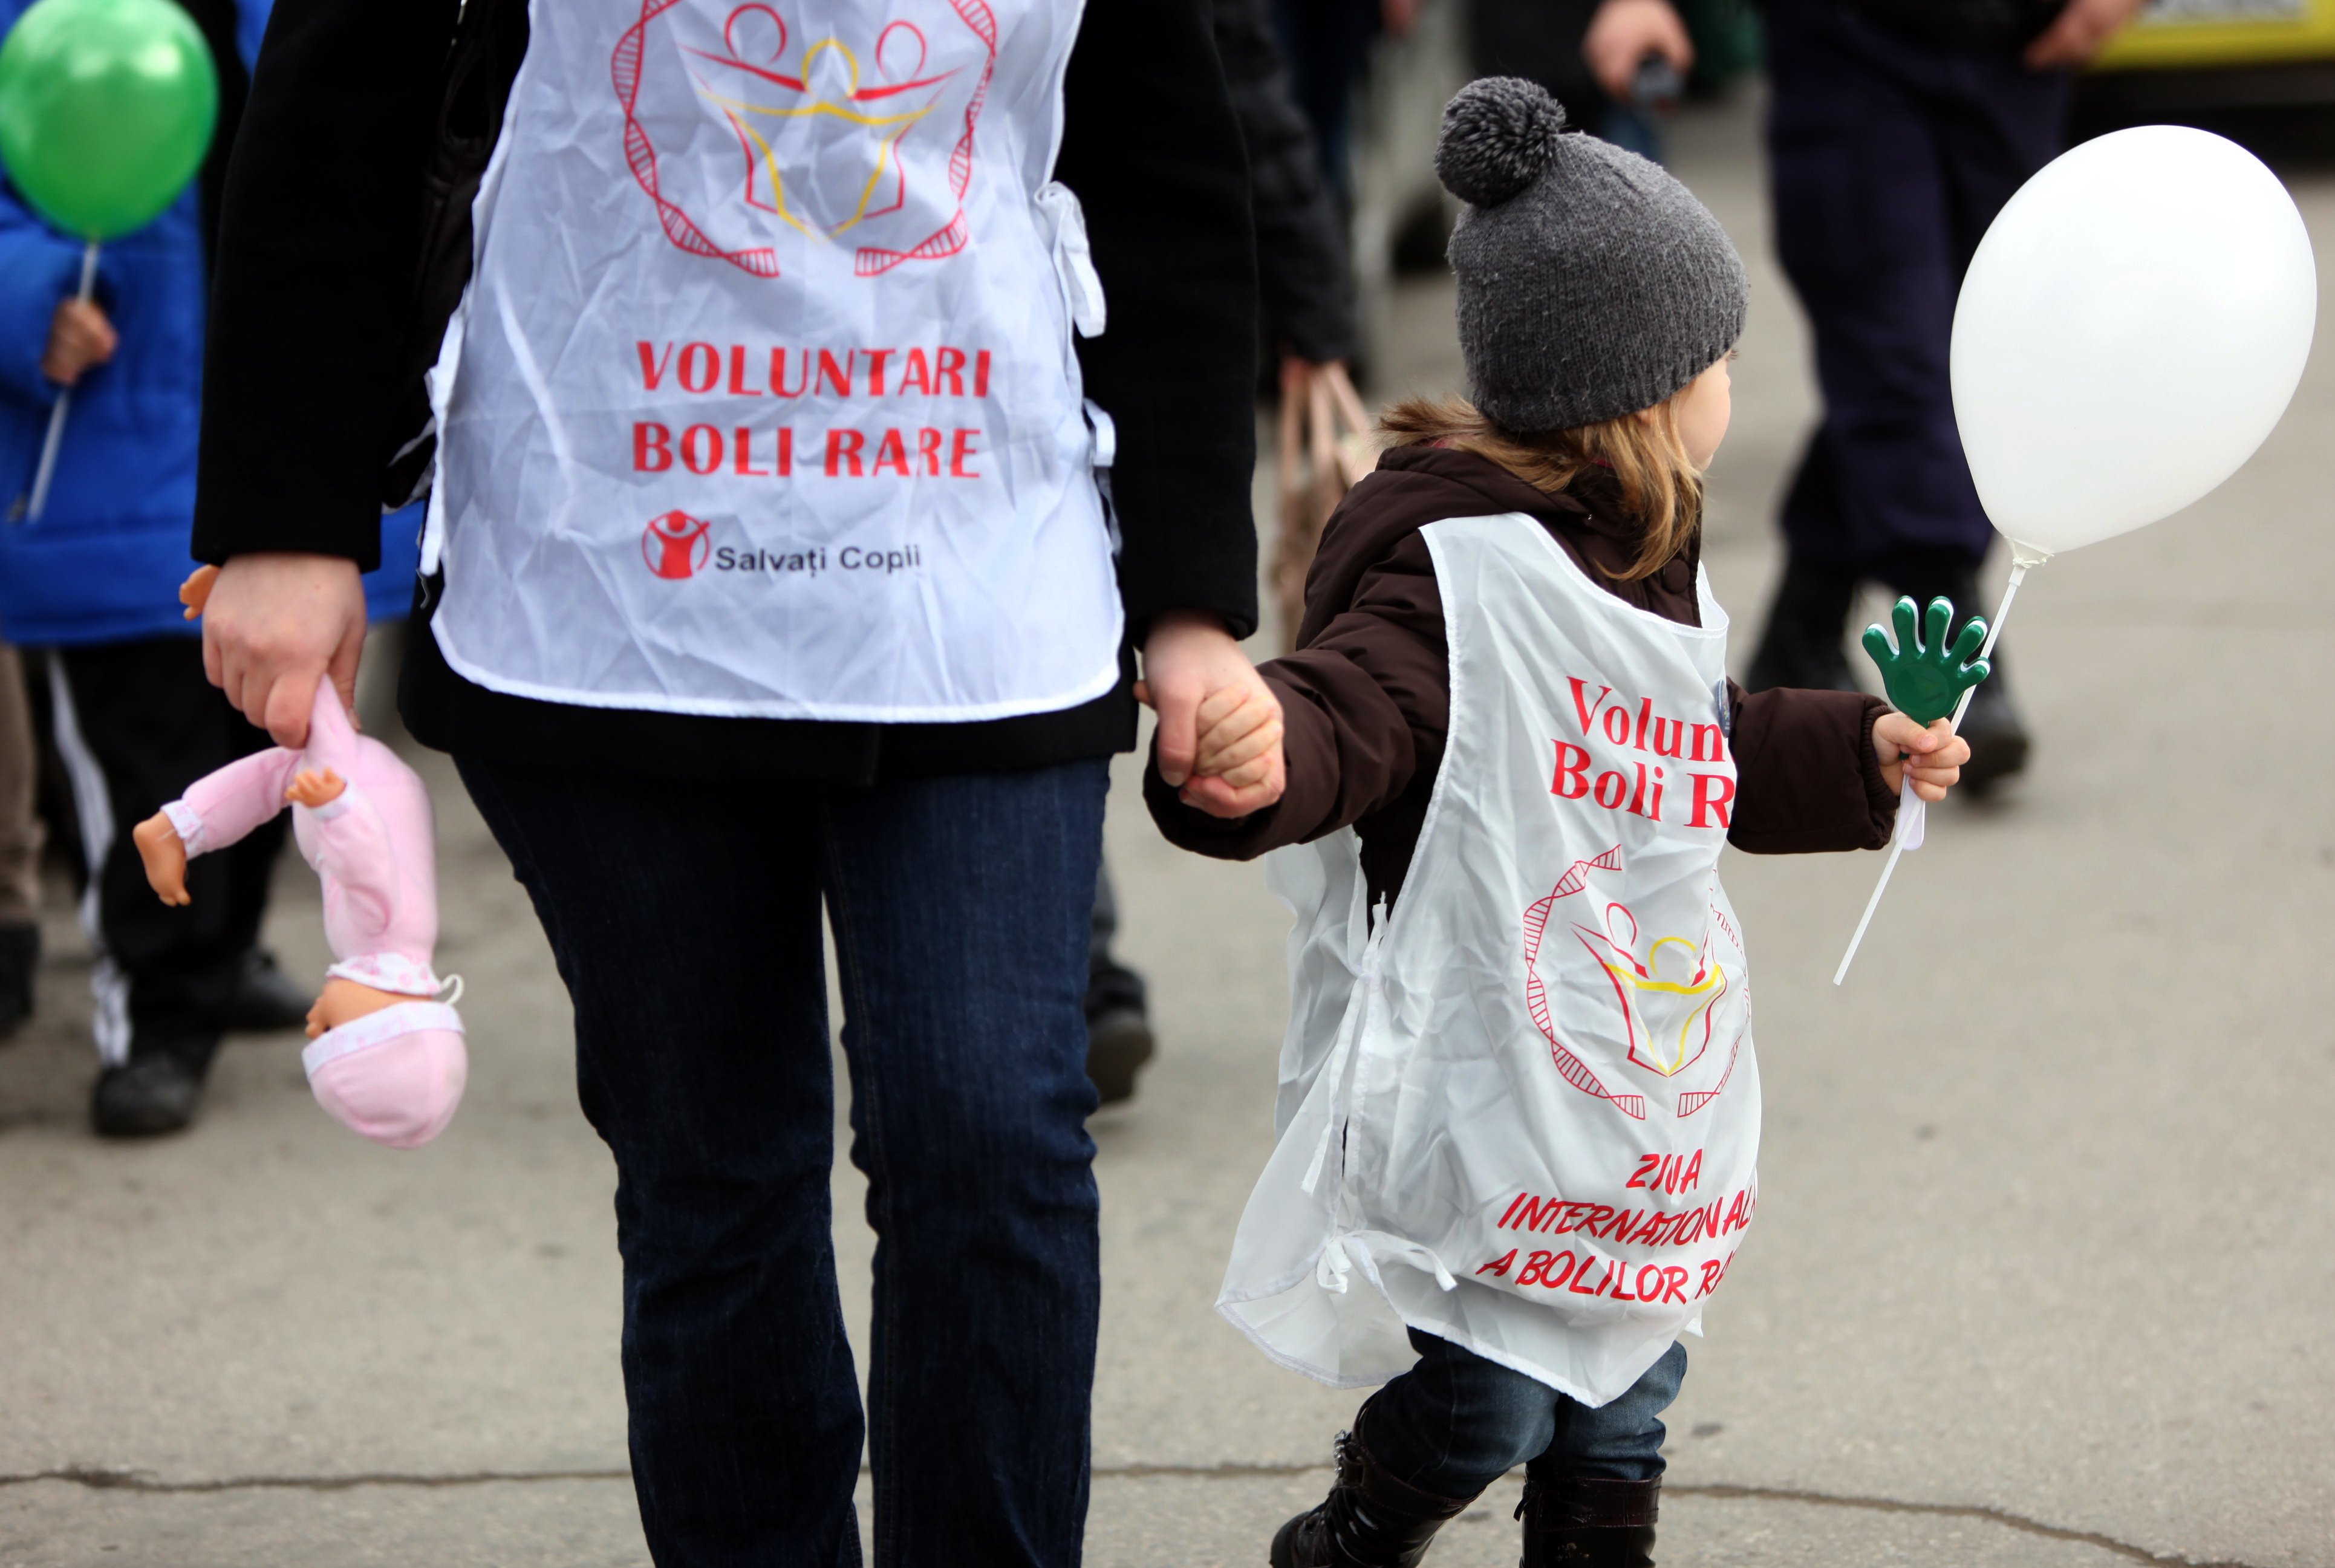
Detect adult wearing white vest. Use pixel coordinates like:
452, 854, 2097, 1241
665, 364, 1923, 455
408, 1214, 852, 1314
188, 1, 1271, 1563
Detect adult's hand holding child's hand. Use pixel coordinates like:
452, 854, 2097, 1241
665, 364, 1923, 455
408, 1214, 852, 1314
1138, 610, 1288, 819
1873, 713, 1970, 804
1180, 685, 1286, 818
198, 553, 368, 748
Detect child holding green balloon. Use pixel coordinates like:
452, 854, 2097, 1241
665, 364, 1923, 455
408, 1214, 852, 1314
0, 0, 420, 1135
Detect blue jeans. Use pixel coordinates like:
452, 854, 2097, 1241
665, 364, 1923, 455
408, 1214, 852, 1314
458, 755, 1110, 1568
1364, 1330, 1687, 1498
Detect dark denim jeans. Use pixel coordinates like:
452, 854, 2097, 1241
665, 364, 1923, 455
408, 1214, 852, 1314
1366, 1329, 1687, 1498
459, 754, 1110, 1568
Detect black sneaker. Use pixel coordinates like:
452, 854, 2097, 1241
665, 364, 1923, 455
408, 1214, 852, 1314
91, 1038, 219, 1138
228, 948, 314, 1034
1745, 554, 1859, 693
0, 922, 36, 1041
1084, 1007, 1156, 1107
1955, 663, 2031, 794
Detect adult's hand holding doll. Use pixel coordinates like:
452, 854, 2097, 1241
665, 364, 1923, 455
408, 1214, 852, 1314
193, 553, 368, 748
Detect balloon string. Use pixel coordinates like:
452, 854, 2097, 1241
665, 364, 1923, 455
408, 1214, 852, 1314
21, 242, 100, 526
1834, 549, 2046, 987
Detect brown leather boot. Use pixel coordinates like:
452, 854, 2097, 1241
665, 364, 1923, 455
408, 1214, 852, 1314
1269, 1417, 1478, 1567
1516, 1475, 1660, 1567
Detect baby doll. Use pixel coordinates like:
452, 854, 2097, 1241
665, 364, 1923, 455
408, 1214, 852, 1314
131, 570, 465, 1147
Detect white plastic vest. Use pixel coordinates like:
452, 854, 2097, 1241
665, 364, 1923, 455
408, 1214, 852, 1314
422, 0, 1122, 721
1221, 515, 1761, 1407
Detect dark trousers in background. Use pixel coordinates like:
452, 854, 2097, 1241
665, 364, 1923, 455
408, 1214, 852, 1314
459, 754, 1109, 1568
1087, 859, 1147, 1024
1765, 0, 2071, 587
45, 637, 284, 1065
1272, 0, 1381, 197
0, 640, 43, 926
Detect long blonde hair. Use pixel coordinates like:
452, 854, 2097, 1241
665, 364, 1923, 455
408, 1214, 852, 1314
1378, 391, 1704, 582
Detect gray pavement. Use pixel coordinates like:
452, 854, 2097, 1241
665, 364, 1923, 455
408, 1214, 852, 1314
4, 86, 2333, 1567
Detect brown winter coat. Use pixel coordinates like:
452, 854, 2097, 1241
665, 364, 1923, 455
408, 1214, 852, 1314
1145, 445, 1897, 903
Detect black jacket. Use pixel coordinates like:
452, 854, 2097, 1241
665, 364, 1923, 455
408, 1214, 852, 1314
193, 0, 1260, 783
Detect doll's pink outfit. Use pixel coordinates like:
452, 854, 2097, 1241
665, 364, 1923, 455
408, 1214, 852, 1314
160, 686, 463, 1148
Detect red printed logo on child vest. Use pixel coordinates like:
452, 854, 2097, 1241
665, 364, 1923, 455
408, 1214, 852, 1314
613, 0, 998, 279
1522, 674, 1750, 1121
642, 510, 715, 579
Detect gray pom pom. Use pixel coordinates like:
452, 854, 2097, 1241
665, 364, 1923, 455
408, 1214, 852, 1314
1435, 77, 1567, 207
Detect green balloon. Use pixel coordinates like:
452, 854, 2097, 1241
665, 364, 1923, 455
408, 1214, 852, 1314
0, 0, 217, 241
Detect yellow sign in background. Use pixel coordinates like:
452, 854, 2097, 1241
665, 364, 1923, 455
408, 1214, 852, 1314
2093, 0, 2335, 71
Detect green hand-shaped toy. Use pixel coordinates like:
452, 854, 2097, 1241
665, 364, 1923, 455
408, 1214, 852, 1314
1861, 597, 1989, 726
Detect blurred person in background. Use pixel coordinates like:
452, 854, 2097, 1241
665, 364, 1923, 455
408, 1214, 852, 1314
0, 639, 37, 1037
1718, 0, 2137, 786
1086, 0, 1364, 1108
1473, 0, 1693, 158
0, 0, 420, 1134
1275, 0, 1419, 201
1224, 0, 1364, 379
1473, 0, 1766, 163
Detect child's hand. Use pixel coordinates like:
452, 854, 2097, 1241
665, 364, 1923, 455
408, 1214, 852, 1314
1177, 685, 1288, 819
1191, 685, 1283, 779
42, 298, 116, 387
285, 769, 347, 808
132, 813, 190, 906
1179, 763, 1285, 819
1874, 713, 1970, 803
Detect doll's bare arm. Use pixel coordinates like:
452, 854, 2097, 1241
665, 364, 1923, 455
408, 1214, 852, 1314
136, 748, 305, 903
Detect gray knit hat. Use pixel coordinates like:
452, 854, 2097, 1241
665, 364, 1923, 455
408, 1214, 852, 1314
1437, 77, 1748, 433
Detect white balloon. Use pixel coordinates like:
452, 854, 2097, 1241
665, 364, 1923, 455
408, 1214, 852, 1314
1951, 125, 2316, 558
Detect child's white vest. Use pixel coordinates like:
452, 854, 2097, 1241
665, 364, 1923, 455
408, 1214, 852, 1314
421, 0, 1121, 721
1223, 514, 1760, 1407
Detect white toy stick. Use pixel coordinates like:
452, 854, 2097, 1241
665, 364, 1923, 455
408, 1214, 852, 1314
21, 241, 101, 525
1832, 542, 2048, 986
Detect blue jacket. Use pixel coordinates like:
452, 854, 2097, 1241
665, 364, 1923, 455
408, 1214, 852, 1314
0, 0, 417, 646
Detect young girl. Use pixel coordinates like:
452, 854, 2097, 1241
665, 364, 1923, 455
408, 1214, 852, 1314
1148, 79, 1969, 1568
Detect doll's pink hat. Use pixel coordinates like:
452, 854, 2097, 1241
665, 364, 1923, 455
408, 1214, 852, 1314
301, 1001, 467, 1149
